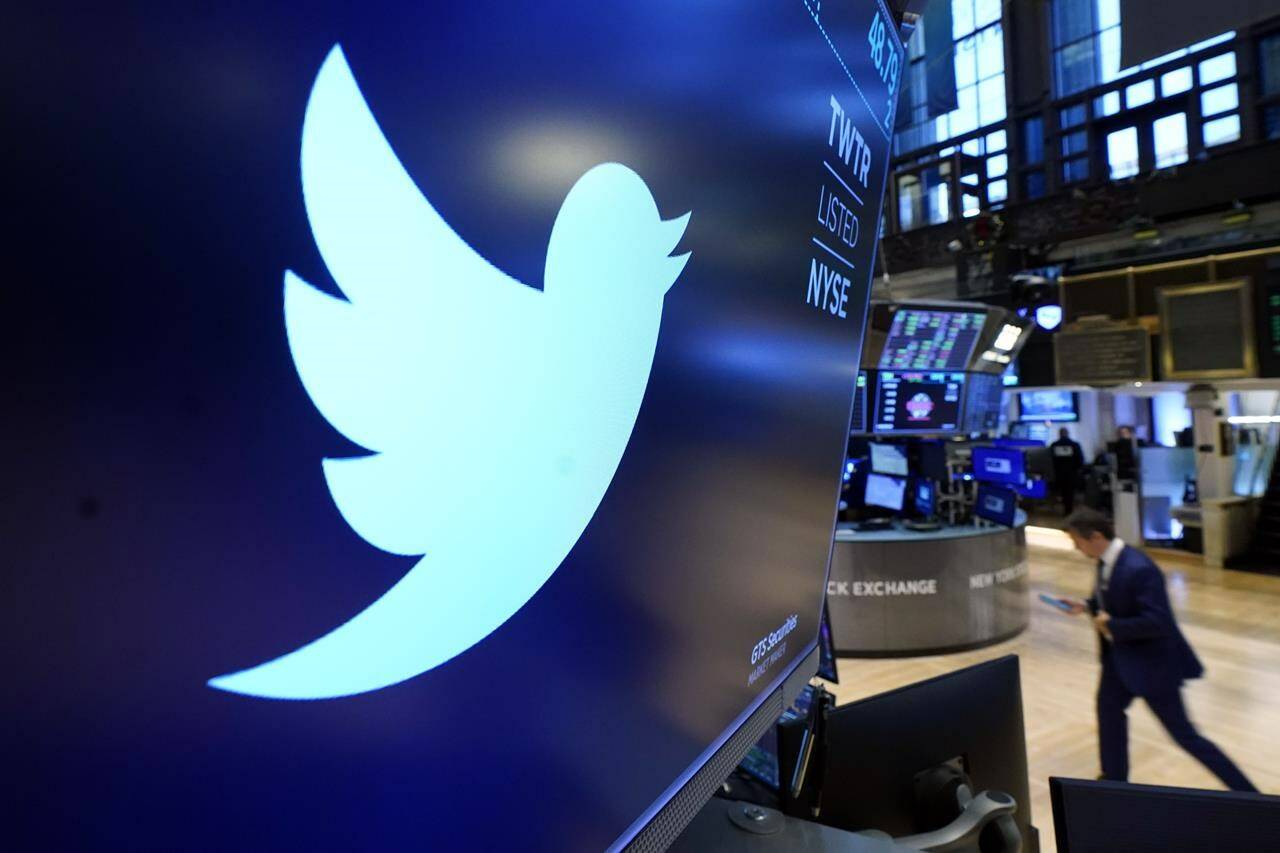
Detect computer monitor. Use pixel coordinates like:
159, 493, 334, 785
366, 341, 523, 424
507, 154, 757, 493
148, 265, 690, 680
1016, 478, 1049, 499
972, 446, 1027, 486
869, 442, 909, 476
914, 479, 936, 518
818, 599, 839, 683
1019, 390, 1077, 422
918, 440, 950, 482
850, 371, 870, 434
1050, 778, 1280, 852
815, 657, 1037, 846
866, 473, 907, 512
873, 371, 966, 434
878, 309, 986, 372
962, 371, 1004, 434
975, 483, 1019, 527
6, 3, 906, 850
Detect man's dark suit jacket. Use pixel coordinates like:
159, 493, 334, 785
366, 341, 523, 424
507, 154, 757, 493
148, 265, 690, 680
1087, 544, 1203, 696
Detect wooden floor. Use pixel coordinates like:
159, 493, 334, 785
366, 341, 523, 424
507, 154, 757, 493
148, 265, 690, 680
824, 526, 1280, 851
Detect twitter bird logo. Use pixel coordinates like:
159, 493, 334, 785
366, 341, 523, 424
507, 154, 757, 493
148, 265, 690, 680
208, 45, 691, 700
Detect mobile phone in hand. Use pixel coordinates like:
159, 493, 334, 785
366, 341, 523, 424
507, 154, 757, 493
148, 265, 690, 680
1039, 593, 1076, 613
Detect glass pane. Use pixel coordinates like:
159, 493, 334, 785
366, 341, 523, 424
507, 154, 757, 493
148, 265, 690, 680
1097, 0, 1120, 29
1095, 91, 1121, 117
987, 153, 1008, 177
1153, 113, 1188, 168
955, 36, 978, 88
1051, 0, 1096, 48
978, 74, 1007, 125
1263, 106, 1280, 141
953, 85, 979, 135
963, 193, 981, 217
960, 171, 980, 185
1063, 156, 1089, 183
1203, 114, 1241, 147
1107, 126, 1140, 179
1021, 117, 1044, 164
1126, 79, 1156, 108
1260, 34, 1280, 96
1055, 37, 1098, 97
1199, 52, 1237, 85
1024, 170, 1047, 199
898, 175, 922, 231
1161, 66, 1193, 96
961, 138, 983, 155
988, 179, 1008, 203
952, 0, 976, 40
1060, 103, 1087, 128
1099, 26, 1122, 82
1061, 130, 1088, 156
929, 180, 951, 225
986, 129, 1007, 152
977, 24, 1004, 80
1201, 83, 1239, 117
974, 0, 1001, 29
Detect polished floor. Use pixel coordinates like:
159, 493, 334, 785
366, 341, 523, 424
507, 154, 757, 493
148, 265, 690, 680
825, 527, 1280, 851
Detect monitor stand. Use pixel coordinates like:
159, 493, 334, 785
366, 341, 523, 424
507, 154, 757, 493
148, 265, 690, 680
668, 799, 914, 852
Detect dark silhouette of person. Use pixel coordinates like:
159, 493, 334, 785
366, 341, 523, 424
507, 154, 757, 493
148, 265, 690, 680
1063, 509, 1257, 791
1051, 427, 1084, 515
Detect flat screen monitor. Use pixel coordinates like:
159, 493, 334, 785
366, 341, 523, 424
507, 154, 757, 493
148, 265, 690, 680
6, 3, 905, 850
1016, 478, 1048, 499
866, 473, 907, 511
878, 309, 986, 371
1050, 778, 1280, 852
918, 441, 950, 482
972, 446, 1027, 486
914, 479, 936, 518
818, 599, 839, 683
873, 371, 966, 434
1019, 390, 1078, 422
975, 483, 1019, 527
869, 442, 909, 476
962, 371, 1004, 434
850, 371, 870, 434
816, 657, 1036, 844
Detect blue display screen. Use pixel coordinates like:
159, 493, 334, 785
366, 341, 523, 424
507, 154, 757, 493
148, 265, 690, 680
975, 483, 1019, 527
915, 480, 936, 517
6, 2, 903, 850
1019, 390, 1078, 421
972, 446, 1028, 486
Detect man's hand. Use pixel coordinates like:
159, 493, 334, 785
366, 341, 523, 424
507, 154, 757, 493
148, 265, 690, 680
1065, 599, 1088, 615
1093, 611, 1113, 640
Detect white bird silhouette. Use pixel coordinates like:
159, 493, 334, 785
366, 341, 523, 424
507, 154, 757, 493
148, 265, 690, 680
208, 45, 691, 700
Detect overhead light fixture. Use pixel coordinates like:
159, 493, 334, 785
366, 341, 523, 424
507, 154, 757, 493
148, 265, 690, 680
1227, 415, 1280, 424
1134, 381, 1144, 388
1034, 304, 1063, 331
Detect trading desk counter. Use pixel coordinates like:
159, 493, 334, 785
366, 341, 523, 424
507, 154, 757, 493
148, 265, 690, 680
828, 513, 1029, 656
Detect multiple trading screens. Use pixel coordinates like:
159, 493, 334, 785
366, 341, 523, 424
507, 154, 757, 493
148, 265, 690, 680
873, 371, 966, 434
879, 309, 986, 372
971, 446, 1027, 487
1019, 389, 1078, 422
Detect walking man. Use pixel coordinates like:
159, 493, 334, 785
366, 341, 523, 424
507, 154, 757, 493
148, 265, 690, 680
1051, 427, 1084, 515
1063, 509, 1257, 790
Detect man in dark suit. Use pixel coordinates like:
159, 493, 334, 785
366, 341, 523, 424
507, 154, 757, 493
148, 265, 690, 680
1063, 509, 1256, 791
1050, 428, 1085, 515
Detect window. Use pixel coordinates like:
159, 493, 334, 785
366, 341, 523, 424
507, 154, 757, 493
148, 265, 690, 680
1050, 0, 1234, 97
894, 0, 1008, 155
1063, 157, 1090, 183
1198, 52, 1237, 85
1200, 83, 1238, 117
1024, 170, 1047, 199
1095, 91, 1121, 117
1021, 117, 1044, 164
1161, 67, 1192, 96
1125, 79, 1155, 108
1107, 126, 1139, 179
1263, 106, 1280, 141
1060, 103, 1086, 127
1153, 113, 1188, 168
987, 153, 1008, 177
988, 179, 1008, 203
897, 164, 954, 230
1261, 34, 1280, 96
1061, 130, 1088, 156
1203, 114, 1241, 147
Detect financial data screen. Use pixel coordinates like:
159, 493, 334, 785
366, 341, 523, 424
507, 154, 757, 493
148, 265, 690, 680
874, 371, 965, 434
879, 309, 986, 371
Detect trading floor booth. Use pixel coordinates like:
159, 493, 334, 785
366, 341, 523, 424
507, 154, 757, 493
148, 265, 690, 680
834, 301, 1035, 656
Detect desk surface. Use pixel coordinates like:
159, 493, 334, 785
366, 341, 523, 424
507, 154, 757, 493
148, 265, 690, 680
834, 511, 1027, 543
